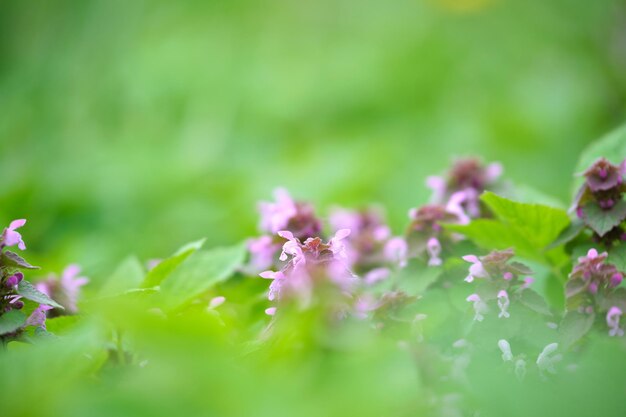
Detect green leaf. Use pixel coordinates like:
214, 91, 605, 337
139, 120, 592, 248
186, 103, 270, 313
446, 192, 570, 263
98, 256, 145, 297
17, 280, 64, 309
0, 251, 39, 269
141, 238, 206, 288
160, 243, 246, 309
547, 219, 585, 250
0, 310, 26, 335
608, 244, 626, 272
580, 201, 626, 237
573, 123, 626, 196
559, 311, 595, 349
518, 289, 552, 316
393, 260, 443, 295
45, 315, 80, 335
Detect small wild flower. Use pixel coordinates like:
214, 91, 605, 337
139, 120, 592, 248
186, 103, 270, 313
606, 306, 624, 337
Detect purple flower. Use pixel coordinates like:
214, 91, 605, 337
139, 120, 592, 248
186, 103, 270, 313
426, 237, 442, 267
497, 290, 510, 318
363, 267, 390, 285
265, 307, 277, 316
462, 255, 489, 283
568, 248, 621, 296
607, 306, 624, 337
5, 272, 24, 288
26, 304, 53, 329
466, 293, 488, 321
1, 219, 27, 250
246, 236, 281, 273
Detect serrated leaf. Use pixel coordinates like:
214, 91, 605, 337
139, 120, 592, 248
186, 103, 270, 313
160, 243, 245, 309
98, 256, 145, 297
559, 311, 595, 349
0, 310, 26, 335
142, 238, 206, 288
608, 244, 626, 272
0, 251, 39, 269
446, 193, 570, 265
17, 280, 64, 309
573, 123, 626, 197
581, 201, 626, 237
519, 289, 552, 316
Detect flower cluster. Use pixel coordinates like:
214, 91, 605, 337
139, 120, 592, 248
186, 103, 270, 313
403, 158, 504, 268
245, 188, 323, 274
259, 229, 355, 312
573, 158, 626, 245
0, 220, 63, 341
462, 249, 534, 321
36, 264, 89, 315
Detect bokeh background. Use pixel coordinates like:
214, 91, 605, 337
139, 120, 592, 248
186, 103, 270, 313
2, 0, 626, 276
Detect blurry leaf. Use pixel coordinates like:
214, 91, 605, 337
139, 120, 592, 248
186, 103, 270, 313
160, 243, 246, 309
45, 315, 81, 335
547, 219, 585, 250
608, 244, 626, 272
142, 238, 206, 288
559, 311, 595, 349
519, 289, 552, 316
0, 251, 39, 269
98, 256, 145, 297
446, 192, 569, 263
17, 280, 64, 309
580, 201, 626, 237
565, 279, 586, 299
574, 123, 626, 196
0, 310, 26, 335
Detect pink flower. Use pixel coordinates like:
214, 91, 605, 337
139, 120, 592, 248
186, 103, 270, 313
426, 175, 447, 204
364, 267, 390, 285
265, 307, 277, 316
426, 237, 442, 267
246, 236, 280, 273
497, 290, 510, 319
466, 293, 488, 321
462, 255, 489, 283
36, 264, 89, 314
1, 219, 27, 250
208, 296, 226, 310
445, 191, 471, 225
258, 188, 297, 234
384, 237, 408, 268
26, 304, 53, 329
607, 307, 624, 337
328, 229, 351, 260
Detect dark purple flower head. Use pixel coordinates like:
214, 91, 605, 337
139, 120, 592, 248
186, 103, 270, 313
583, 158, 625, 193
258, 188, 322, 240
1, 219, 27, 250
426, 158, 503, 219
568, 249, 622, 296
26, 304, 53, 329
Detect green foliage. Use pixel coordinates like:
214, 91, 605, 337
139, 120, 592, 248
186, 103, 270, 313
580, 201, 626, 237
98, 256, 145, 297
160, 243, 246, 309
446, 192, 570, 264
142, 239, 205, 288
1, 251, 39, 270
0, 310, 26, 336
608, 244, 626, 272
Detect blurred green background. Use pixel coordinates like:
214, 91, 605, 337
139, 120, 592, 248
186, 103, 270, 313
1, 0, 625, 274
